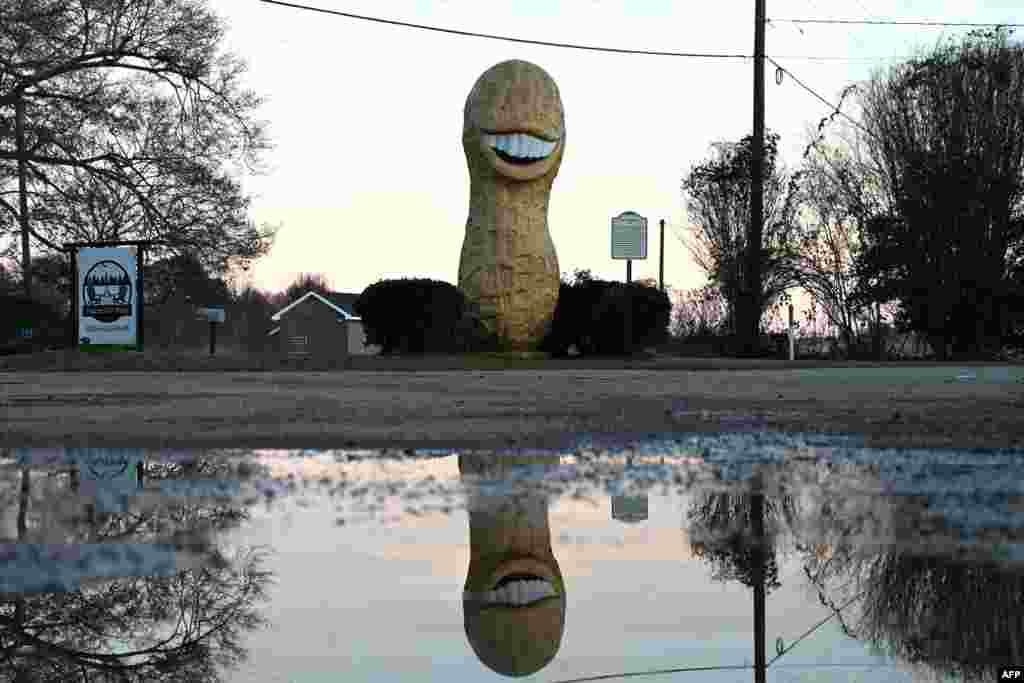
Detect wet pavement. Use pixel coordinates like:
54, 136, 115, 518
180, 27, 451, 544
1, 432, 1022, 681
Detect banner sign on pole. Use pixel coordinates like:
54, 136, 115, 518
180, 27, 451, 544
77, 247, 138, 348
611, 211, 648, 260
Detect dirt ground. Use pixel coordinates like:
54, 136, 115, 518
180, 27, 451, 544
2, 351, 1023, 453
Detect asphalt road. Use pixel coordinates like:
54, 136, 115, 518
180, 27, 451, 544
2, 366, 1023, 452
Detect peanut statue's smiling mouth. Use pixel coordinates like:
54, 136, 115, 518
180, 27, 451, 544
463, 573, 559, 608
482, 131, 559, 165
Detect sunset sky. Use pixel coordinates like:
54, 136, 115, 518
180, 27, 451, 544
18, 1, 1023, 325
213, 0, 1021, 322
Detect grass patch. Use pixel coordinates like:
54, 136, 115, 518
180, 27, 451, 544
466, 351, 551, 361
79, 344, 141, 353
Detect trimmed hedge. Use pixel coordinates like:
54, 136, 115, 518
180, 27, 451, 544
355, 278, 472, 354
541, 278, 671, 357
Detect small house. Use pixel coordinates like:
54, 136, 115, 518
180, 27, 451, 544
267, 290, 380, 360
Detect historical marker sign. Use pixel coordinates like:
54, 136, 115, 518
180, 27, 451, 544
611, 211, 648, 260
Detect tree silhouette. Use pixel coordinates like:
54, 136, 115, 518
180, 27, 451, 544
687, 488, 795, 596
0, 453, 274, 682
678, 133, 802, 349
854, 27, 1024, 359
0, 0, 278, 293
283, 272, 334, 303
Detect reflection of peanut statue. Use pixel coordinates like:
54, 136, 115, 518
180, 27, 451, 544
459, 60, 564, 351
460, 453, 566, 676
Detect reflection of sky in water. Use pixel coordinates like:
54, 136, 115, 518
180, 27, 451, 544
4, 441, 1022, 681
222, 461, 912, 682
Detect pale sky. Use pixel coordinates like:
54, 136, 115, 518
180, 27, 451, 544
214, 1, 1022, 320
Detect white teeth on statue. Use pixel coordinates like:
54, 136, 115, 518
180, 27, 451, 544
463, 578, 558, 606
525, 136, 541, 158
487, 132, 558, 160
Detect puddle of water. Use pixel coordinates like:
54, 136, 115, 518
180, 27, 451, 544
1, 435, 1022, 682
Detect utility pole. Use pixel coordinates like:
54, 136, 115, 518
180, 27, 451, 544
742, 0, 767, 357
15, 91, 31, 301
751, 476, 767, 683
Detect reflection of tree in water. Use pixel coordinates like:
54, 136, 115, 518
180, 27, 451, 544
0, 454, 274, 682
0, 548, 271, 682
687, 489, 797, 595
805, 549, 1023, 681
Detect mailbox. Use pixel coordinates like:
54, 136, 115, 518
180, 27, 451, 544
195, 306, 225, 323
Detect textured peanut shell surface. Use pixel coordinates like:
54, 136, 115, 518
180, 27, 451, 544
458, 60, 564, 351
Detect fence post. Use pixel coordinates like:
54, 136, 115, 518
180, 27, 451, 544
875, 301, 883, 361
787, 304, 795, 360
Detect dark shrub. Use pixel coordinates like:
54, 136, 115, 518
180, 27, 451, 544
582, 282, 672, 356
540, 276, 615, 356
626, 282, 671, 349
453, 303, 500, 352
0, 295, 68, 354
592, 285, 633, 355
356, 278, 467, 354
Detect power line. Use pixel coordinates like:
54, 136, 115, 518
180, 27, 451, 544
768, 56, 873, 139
260, 0, 750, 59
769, 18, 1024, 27
258, 1, 1007, 63
770, 54, 904, 62
555, 663, 752, 683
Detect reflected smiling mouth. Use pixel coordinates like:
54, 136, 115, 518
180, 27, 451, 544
464, 573, 558, 607
483, 132, 558, 165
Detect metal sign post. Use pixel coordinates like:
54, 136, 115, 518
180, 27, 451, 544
196, 304, 225, 356
788, 304, 795, 361
659, 219, 665, 292
611, 211, 648, 353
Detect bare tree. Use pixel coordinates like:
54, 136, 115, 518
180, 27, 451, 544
668, 284, 731, 339
283, 272, 334, 303
791, 120, 899, 355
678, 133, 802, 346
0, 0, 279, 294
0, 456, 274, 682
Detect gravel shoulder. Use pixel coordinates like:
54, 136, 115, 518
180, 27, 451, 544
2, 360, 1023, 452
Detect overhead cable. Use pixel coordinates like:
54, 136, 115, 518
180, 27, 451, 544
767, 56, 877, 141
260, 2, 1013, 63
260, 0, 750, 59
769, 18, 1023, 27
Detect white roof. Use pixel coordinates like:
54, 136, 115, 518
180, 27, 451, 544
269, 291, 361, 323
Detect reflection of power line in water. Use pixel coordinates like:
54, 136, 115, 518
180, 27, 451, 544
552, 588, 866, 682
556, 663, 753, 682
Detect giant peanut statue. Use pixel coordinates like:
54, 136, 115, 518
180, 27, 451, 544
459, 60, 564, 351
